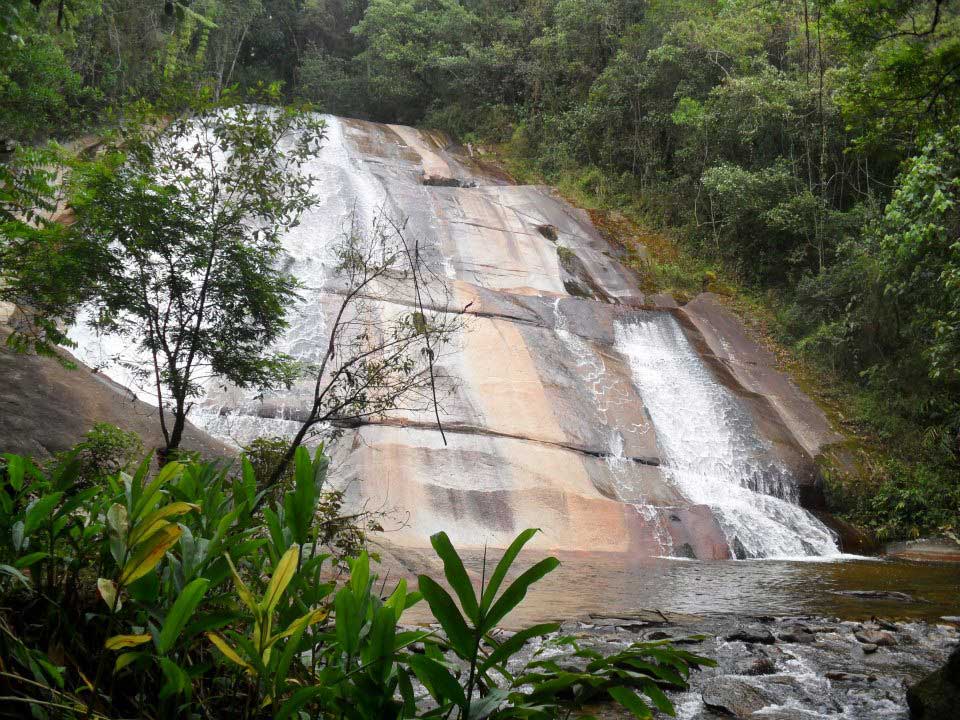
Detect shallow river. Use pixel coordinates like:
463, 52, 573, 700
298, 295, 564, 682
383, 548, 959, 628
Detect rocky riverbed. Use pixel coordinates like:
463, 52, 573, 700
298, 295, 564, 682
406, 611, 959, 719
560, 614, 958, 719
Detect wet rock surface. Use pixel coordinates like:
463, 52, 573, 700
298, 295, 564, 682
907, 645, 960, 720
529, 614, 959, 719
0, 327, 229, 461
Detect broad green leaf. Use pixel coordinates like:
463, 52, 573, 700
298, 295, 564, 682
274, 687, 325, 720
468, 687, 509, 719
481, 622, 559, 671
115, 652, 145, 672
334, 586, 361, 657
119, 523, 182, 586
361, 605, 397, 682
13, 551, 49, 568
261, 545, 299, 613
417, 575, 475, 659
641, 679, 675, 716
105, 634, 152, 650
24, 492, 63, 535
5, 454, 25, 491
480, 528, 540, 612
407, 653, 466, 707
608, 686, 653, 719
349, 550, 370, 598
481, 556, 559, 633
158, 657, 190, 700
157, 578, 210, 654
430, 531, 479, 623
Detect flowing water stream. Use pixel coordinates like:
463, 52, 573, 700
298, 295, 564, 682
614, 313, 840, 559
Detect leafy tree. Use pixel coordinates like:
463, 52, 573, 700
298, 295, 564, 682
877, 125, 960, 395
4, 94, 326, 460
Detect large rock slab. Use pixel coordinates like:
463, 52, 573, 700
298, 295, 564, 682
908, 646, 960, 720
13, 115, 848, 561
328, 424, 730, 557
0, 328, 228, 460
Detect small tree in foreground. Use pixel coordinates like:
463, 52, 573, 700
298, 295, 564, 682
265, 209, 464, 488
3, 90, 326, 460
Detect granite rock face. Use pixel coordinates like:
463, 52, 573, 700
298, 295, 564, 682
4, 116, 845, 559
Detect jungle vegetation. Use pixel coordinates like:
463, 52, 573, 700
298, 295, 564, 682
0, 427, 713, 718
1, 1, 958, 536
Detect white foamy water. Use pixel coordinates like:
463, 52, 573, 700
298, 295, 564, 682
614, 313, 839, 559
67, 116, 397, 447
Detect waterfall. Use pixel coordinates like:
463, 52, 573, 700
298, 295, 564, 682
67, 116, 390, 448
614, 313, 839, 559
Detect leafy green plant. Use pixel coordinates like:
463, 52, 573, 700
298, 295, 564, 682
0, 441, 713, 719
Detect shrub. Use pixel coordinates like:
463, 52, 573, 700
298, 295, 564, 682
0, 443, 713, 718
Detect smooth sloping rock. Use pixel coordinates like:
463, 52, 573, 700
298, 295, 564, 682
679, 293, 842, 464
0, 328, 228, 459
327, 423, 730, 556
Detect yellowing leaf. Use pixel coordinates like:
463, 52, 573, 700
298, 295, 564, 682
97, 578, 122, 612
225, 553, 259, 617
119, 524, 182, 587
106, 504, 128, 538
269, 608, 327, 647
129, 502, 199, 547
128, 519, 171, 550
207, 632, 252, 672
132, 461, 184, 521
261, 545, 299, 614
105, 634, 152, 650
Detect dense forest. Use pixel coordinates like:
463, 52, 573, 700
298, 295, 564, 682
2, 0, 959, 532
0, 2, 959, 718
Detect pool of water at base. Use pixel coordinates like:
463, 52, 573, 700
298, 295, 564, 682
377, 548, 960, 629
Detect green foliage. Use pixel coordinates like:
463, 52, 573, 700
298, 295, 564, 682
0, 29, 93, 140
4, 95, 325, 456
59, 422, 144, 487
0, 441, 712, 718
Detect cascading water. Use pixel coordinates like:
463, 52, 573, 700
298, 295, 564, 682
614, 312, 839, 559
68, 116, 392, 447
553, 299, 674, 554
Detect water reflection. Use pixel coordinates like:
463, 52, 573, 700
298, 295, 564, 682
385, 548, 960, 628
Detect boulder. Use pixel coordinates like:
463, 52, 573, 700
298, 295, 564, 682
701, 677, 772, 718
907, 646, 960, 719
726, 627, 777, 644
732, 656, 777, 676
778, 626, 816, 644
854, 630, 897, 647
